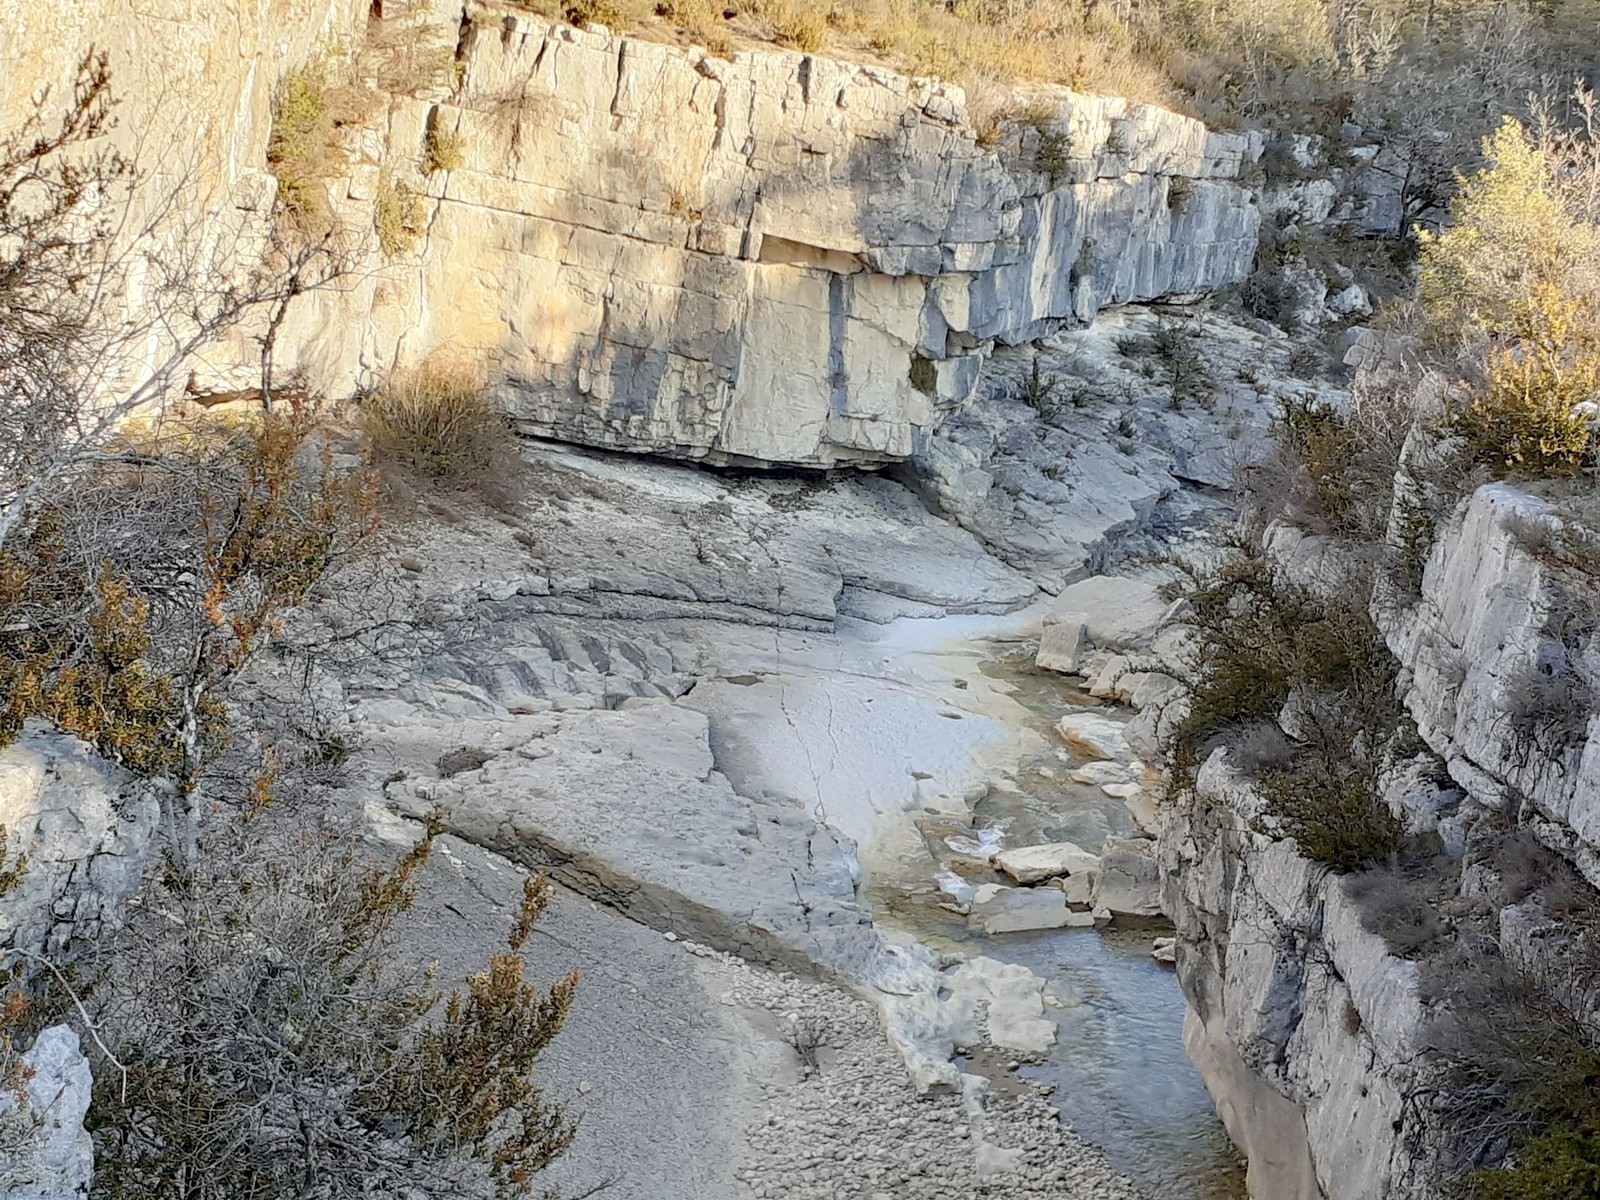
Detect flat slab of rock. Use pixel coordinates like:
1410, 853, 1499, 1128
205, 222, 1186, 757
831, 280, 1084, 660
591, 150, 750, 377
940, 956, 1059, 1055
970, 884, 1094, 933
384, 700, 882, 979
992, 841, 1101, 885
1055, 713, 1133, 761
1071, 761, 1138, 786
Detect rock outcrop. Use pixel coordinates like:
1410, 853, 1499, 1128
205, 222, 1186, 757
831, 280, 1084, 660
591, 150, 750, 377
0, 1026, 95, 1200
1382, 483, 1600, 874
1159, 758, 1432, 1200
0, 727, 160, 963
1157, 473, 1600, 1199
5, 0, 1260, 470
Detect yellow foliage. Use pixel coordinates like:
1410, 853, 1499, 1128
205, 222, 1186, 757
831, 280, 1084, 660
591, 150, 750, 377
1419, 119, 1596, 338
1423, 116, 1600, 478
375, 173, 426, 257
1454, 285, 1600, 475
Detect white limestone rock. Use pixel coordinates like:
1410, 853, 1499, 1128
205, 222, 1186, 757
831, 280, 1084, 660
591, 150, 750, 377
992, 841, 1101, 884
1035, 616, 1089, 674
1055, 713, 1133, 761
971, 884, 1090, 933
1049, 574, 1173, 649
0, 728, 159, 962
0, 1026, 94, 1199
1092, 837, 1163, 920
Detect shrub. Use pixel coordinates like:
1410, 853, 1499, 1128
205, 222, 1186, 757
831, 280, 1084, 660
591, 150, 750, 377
1259, 768, 1407, 871
86, 811, 578, 1199
423, 122, 466, 174
1422, 111, 1600, 480
1167, 175, 1194, 213
375, 172, 426, 257
771, 7, 827, 53
267, 62, 371, 234
438, 745, 494, 777
362, 361, 523, 507
1165, 546, 1416, 871
562, 0, 625, 28
1347, 852, 1459, 957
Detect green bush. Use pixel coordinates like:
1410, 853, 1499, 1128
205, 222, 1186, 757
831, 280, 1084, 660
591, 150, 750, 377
1165, 546, 1415, 872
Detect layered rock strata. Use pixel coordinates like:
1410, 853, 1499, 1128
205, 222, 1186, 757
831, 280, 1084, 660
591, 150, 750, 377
5, 1, 1260, 468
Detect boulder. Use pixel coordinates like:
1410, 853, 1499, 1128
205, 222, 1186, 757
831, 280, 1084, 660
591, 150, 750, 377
992, 841, 1101, 884
0, 727, 160, 963
1047, 574, 1171, 648
1092, 837, 1163, 921
1035, 616, 1089, 674
1055, 713, 1133, 761
1327, 283, 1371, 317
1053, 871, 1096, 908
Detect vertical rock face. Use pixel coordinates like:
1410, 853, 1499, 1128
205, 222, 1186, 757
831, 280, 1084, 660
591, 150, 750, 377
395, 18, 1260, 466
1382, 483, 1600, 873
3, 1, 1260, 469
1159, 759, 1433, 1200
1160, 480, 1600, 1199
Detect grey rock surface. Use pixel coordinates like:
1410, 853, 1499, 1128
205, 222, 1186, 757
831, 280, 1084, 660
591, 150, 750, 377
0, 1026, 94, 1200
0, 728, 159, 963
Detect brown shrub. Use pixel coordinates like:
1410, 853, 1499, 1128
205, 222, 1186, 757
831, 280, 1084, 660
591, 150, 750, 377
361, 362, 523, 510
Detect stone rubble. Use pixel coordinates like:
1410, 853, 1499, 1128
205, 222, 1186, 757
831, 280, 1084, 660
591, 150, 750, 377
695, 940, 1141, 1200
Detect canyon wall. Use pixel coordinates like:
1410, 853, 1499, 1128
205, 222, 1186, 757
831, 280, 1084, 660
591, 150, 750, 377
1159, 475, 1600, 1199
3, 0, 1260, 469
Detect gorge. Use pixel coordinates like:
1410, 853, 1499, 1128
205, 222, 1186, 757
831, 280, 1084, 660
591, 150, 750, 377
2, 2, 1598, 1199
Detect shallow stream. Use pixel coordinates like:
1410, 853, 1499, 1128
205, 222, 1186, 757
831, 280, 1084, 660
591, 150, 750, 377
867, 642, 1247, 1200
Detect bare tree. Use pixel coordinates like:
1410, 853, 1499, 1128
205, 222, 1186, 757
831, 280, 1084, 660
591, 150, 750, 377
0, 53, 355, 551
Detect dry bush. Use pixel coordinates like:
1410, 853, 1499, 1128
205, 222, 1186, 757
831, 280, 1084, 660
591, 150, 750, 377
267, 61, 374, 235
0, 403, 378, 858
438, 745, 495, 777
375, 172, 427, 257
362, 361, 523, 510
84, 809, 578, 1200
424, 121, 467, 174
1421, 103, 1600, 480
1245, 383, 1417, 544
1164, 544, 1415, 871
1347, 849, 1459, 958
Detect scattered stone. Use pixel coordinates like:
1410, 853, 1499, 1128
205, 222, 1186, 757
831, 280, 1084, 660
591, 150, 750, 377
992, 842, 1101, 885
1070, 761, 1137, 786
1055, 714, 1133, 761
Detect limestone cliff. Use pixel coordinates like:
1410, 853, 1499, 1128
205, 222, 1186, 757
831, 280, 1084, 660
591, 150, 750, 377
1158, 477, 1600, 1199
4, 0, 1260, 468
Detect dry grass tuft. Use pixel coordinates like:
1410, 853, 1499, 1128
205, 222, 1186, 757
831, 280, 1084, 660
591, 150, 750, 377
362, 360, 523, 510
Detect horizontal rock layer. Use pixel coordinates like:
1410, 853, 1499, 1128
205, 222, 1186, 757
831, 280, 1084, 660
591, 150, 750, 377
5, 0, 1260, 469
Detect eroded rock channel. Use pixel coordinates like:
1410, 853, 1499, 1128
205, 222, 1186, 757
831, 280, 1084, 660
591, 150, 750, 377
299, 308, 1324, 1197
